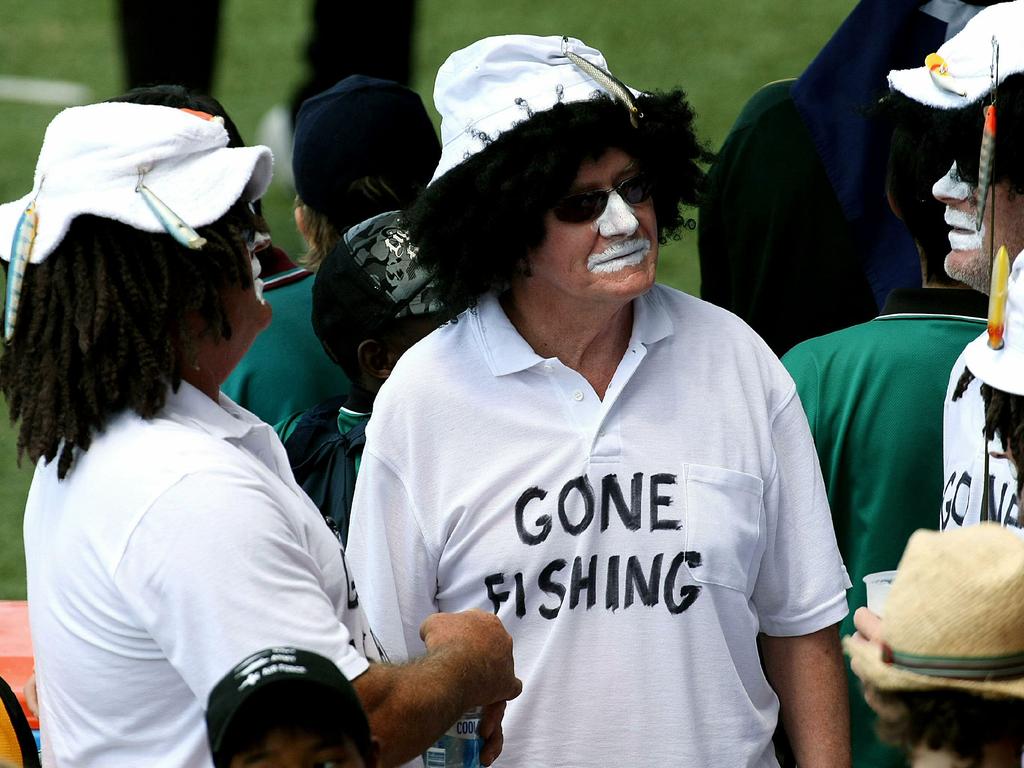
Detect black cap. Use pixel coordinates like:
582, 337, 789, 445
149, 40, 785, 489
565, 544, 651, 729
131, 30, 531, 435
312, 210, 442, 361
206, 647, 370, 768
292, 75, 440, 225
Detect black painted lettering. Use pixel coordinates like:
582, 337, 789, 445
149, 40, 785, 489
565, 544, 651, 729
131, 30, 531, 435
558, 476, 595, 536
1005, 491, 1021, 529
514, 572, 526, 618
664, 551, 702, 614
538, 559, 568, 620
650, 473, 680, 530
600, 473, 642, 531
950, 472, 971, 527
484, 573, 509, 614
515, 486, 551, 545
986, 475, 1021, 528
606, 555, 620, 610
625, 553, 663, 608
987, 476, 1010, 524
941, 472, 956, 529
569, 555, 598, 610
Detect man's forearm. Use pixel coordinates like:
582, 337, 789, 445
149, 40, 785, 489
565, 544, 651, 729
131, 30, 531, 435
761, 624, 851, 768
352, 649, 474, 768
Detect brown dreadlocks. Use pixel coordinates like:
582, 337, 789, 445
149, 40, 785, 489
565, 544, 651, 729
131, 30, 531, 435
0, 204, 253, 479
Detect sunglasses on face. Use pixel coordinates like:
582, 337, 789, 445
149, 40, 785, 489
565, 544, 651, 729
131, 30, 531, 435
552, 172, 654, 223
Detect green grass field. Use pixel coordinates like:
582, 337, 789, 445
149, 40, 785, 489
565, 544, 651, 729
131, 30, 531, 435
0, 0, 856, 597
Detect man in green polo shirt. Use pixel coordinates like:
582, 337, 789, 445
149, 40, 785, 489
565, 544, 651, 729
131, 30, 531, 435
782, 119, 988, 767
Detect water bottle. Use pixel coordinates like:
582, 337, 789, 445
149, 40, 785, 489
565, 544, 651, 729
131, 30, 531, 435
423, 707, 483, 768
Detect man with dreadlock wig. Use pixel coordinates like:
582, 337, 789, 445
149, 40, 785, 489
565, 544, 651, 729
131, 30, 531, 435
347, 35, 852, 767
0, 98, 520, 768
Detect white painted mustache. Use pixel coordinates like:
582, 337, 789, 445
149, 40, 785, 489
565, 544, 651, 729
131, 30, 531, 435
945, 208, 984, 252
251, 255, 266, 303
587, 237, 651, 274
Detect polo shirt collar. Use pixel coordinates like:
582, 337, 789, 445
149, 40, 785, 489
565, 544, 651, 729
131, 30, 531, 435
159, 380, 262, 441
475, 288, 675, 377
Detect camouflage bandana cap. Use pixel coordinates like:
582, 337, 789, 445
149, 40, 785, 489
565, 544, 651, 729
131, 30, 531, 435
312, 209, 442, 359
343, 210, 443, 320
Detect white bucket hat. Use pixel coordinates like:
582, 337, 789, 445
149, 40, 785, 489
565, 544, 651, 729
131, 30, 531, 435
888, 0, 1024, 109
430, 34, 642, 183
963, 250, 1024, 395
0, 101, 273, 267
846, 524, 1024, 699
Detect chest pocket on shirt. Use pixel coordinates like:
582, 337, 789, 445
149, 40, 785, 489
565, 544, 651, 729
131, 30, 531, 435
683, 463, 764, 594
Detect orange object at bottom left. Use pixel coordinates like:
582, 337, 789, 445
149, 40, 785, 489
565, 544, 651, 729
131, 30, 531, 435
0, 601, 37, 731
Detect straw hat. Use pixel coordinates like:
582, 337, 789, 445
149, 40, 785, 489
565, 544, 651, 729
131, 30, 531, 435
845, 524, 1024, 698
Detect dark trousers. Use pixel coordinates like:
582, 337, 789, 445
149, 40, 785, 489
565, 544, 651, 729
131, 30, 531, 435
119, 0, 415, 116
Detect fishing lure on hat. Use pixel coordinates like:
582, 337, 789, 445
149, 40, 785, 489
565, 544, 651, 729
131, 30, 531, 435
983, 38, 1007, 351
926, 53, 967, 97
4, 195, 39, 342
561, 36, 643, 128
136, 169, 207, 251
976, 38, 999, 231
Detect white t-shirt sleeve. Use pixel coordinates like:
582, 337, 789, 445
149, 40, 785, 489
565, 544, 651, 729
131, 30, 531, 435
113, 465, 369, 703
752, 389, 851, 637
347, 449, 439, 662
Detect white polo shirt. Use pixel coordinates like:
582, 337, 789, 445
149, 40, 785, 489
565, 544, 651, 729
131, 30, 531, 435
348, 284, 849, 768
24, 382, 378, 768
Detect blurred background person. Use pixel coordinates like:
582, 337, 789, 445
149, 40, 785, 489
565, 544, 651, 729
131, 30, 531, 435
116, 0, 415, 187
222, 76, 440, 426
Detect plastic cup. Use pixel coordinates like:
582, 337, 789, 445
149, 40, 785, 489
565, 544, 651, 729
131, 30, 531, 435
863, 570, 898, 616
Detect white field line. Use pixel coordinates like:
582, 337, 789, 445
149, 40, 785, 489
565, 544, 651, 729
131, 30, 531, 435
0, 76, 92, 106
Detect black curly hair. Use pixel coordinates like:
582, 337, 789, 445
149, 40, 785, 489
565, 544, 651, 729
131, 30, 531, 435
872, 687, 1024, 767
404, 89, 709, 316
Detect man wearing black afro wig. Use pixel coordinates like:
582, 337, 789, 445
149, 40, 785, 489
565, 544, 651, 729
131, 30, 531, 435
347, 34, 852, 768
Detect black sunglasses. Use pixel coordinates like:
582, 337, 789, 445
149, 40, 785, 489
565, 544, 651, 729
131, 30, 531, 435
552, 173, 653, 223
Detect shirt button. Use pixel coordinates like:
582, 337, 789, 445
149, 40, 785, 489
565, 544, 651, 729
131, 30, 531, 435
572, 389, 584, 401
543, 362, 553, 371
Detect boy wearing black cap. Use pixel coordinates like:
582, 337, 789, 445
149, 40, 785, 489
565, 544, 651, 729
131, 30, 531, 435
279, 209, 442, 542
207, 647, 378, 768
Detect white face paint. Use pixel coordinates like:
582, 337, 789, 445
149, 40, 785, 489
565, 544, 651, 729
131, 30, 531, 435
250, 254, 266, 304
933, 162, 984, 252
587, 237, 652, 274
591, 190, 639, 239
